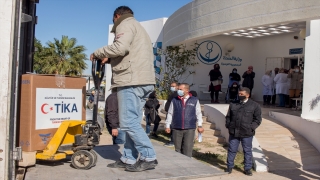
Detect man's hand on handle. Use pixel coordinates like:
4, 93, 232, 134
90, 53, 109, 64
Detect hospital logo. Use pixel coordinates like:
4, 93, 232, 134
196, 40, 222, 65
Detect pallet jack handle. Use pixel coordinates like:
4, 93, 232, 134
91, 59, 105, 126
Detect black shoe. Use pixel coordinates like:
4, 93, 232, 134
150, 132, 158, 138
225, 167, 232, 174
164, 142, 174, 147
244, 169, 252, 176
125, 159, 158, 172
107, 160, 127, 168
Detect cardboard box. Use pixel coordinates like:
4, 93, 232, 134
19, 74, 86, 152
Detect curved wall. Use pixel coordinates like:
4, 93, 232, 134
163, 0, 320, 46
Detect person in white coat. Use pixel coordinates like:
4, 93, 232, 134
274, 68, 289, 107
261, 70, 274, 105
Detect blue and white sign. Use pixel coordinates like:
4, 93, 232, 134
196, 40, 222, 65
289, 48, 303, 55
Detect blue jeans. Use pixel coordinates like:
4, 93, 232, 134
107, 127, 126, 145
278, 94, 285, 107
146, 114, 159, 134
117, 85, 156, 164
227, 135, 253, 171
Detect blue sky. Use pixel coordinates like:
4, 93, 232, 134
35, 0, 191, 75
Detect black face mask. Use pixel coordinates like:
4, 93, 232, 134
239, 95, 247, 101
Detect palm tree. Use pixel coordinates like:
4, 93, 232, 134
33, 36, 87, 76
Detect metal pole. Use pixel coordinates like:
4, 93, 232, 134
88, 76, 91, 90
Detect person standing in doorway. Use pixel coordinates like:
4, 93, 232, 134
242, 66, 255, 98
287, 66, 303, 108
164, 82, 179, 147
209, 64, 223, 103
271, 67, 279, 105
90, 6, 157, 172
261, 70, 274, 105
165, 83, 204, 157
274, 68, 289, 107
225, 87, 262, 176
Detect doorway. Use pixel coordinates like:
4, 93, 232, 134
284, 57, 298, 70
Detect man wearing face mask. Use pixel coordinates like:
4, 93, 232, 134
225, 87, 262, 176
165, 83, 204, 157
287, 66, 303, 108
242, 66, 255, 98
164, 82, 179, 147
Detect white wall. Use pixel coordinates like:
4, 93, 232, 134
182, 33, 305, 101
186, 35, 254, 98
302, 20, 320, 121
163, 0, 320, 46
0, 0, 16, 178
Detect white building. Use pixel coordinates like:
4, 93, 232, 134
162, 0, 320, 122
105, 0, 320, 122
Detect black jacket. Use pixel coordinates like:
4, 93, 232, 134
242, 71, 255, 89
225, 99, 262, 138
229, 72, 241, 81
165, 91, 178, 112
144, 95, 160, 123
209, 69, 222, 81
104, 92, 119, 129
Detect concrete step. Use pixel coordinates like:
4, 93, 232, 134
201, 121, 216, 130
202, 128, 221, 136
202, 135, 226, 144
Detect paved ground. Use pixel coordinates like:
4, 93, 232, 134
24, 131, 224, 180
24, 102, 320, 180
256, 107, 320, 172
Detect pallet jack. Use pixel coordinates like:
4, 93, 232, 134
35, 60, 105, 170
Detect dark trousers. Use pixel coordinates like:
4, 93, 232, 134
227, 135, 253, 171
278, 94, 286, 107
169, 124, 174, 143
172, 129, 195, 157
263, 95, 271, 104
249, 88, 253, 98
210, 90, 219, 101
271, 89, 276, 105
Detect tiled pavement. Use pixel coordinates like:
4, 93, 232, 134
257, 108, 320, 172
24, 130, 224, 180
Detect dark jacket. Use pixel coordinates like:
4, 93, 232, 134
89, 94, 94, 102
225, 99, 262, 138
165, 91, 178, 112
104, 92, 119, 129
209, 69, 222, 81
144, 91, 160, 123
242, 71, 255, 89
229, 72, 241, 81
171, 95, 198, 129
